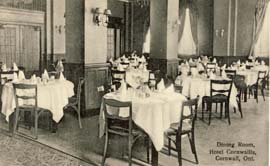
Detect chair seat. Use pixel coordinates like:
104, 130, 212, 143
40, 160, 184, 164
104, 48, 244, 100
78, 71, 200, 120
166, 121, 192, 135
18, 105, 49, 112
203, 94, 228, 103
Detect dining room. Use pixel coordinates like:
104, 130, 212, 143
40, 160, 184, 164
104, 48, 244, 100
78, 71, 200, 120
0, 0, 269, 166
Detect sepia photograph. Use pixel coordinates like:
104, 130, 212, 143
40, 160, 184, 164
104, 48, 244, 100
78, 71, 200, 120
0, 0, 269, 165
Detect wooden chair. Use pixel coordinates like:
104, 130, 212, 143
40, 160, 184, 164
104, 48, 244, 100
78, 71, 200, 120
233, 75, 247, 118
0, 70, 14, 83
202, 79, 233, 125
64, 77, 84, 128
166, 96, 199, 166
174, 84, 183, 94
248, 71, 267, 103
206, 63, 217, 73
102, 98, 149, 166
224, 69, 236, 80
111, 69, 126, 90
12, 83, 52, 139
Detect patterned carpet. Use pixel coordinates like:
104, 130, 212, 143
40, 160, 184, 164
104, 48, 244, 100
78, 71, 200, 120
0, 130, 91, 166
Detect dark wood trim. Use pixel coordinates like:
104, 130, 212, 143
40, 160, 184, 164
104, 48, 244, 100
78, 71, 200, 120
50, 0, 54, 64
84, 63, 110, 68
84, 63, 110, 111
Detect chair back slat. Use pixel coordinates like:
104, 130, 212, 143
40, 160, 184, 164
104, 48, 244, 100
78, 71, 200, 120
210, 79, 233, 98
225, 70, 236, 79
174, 85, 183, 93
257, 71, 267, 81
111, 69, 126, 89
103, 98, 133, 135
13, 83, 37, 109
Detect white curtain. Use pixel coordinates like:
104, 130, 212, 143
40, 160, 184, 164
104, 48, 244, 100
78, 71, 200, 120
254, 2, 270, 57
142, 28, 150, 53
178, 8, 196, 55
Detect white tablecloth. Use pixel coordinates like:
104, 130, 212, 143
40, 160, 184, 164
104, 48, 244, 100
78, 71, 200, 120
181, 76, 238, 109
1, 80, 74, 123
99, 91, 188, 151
237, 70, 258, 86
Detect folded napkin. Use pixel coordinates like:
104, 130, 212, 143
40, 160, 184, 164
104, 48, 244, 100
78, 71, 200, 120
221, 70, 227, 78
164, 84, 174, 93
237, 60, 241, 65
261, 60, 265, 65
18, 70, 25, 80
203, 56, 209, 62
109, 58, 114, 64
212, 58, 217, 63
198, 57, 201, 62
197, 63, 205, 72
245, 60, 249, 65
221, 64, 226, 70
12, 72, 18, 82
248, 55, 253, 60
157, 79, 165, 92
31, 74, 37, 83
138, 64, 144, 70
43, 69, 49, 80
117, 64, 124, 71
59, 72, 66, 80
189, 58, 193, 63
141, 56, 146, 63
1, 64, 7, 71
13, 62, 18, 71
209, 71, 215, 79
185, 61, 189, 66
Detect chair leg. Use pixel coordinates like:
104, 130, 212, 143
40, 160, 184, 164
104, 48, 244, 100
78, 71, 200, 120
208, 103, 212, 125
102, 133, 109, 166
128, 136, 132, 166
215, 103, 218, 113
146, 137, 150, 163
190, 131, 198, 164
34, 110, 38, 139
77, 109, 82, 129
13, 109, 20, 136
220, 103, 223, 119
176, 135, 182, 166
226, 102, 231, 125
237, 96, 243, 118
168, 137, 171, 156
202, 101, 205, 121
261, 88, 265, 101
255, 87, 258, 103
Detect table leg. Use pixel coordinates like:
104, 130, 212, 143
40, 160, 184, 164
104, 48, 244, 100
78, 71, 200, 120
244, 89, 247, 102
52, 121, 58, 133
151, 142, 158, 166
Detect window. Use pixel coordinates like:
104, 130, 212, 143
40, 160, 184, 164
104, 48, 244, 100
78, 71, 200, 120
254, 2, 270, 57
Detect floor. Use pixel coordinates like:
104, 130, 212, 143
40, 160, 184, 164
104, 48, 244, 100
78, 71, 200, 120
0, 95, 269, 166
